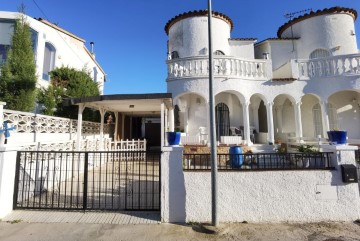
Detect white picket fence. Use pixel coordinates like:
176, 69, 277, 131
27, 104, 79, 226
110, 139, 147, 159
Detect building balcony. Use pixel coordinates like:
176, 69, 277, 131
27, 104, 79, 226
167, 56, 272, 81
296, 53, 360, 80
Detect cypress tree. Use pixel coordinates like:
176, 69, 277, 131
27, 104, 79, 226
0, 6, 37, 111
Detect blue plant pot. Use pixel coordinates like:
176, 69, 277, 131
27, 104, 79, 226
167, 132, 181, 146
327, 131, 347, 145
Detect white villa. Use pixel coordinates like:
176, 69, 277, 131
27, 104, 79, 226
166, 7, 360, 146
0, 11, 105, 93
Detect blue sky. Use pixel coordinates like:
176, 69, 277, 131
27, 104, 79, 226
2, 0, 360, 95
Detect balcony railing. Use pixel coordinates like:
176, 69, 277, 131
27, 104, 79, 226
297, 53, 360, 80
183, 152, 334, 171
167, 56, 272, 81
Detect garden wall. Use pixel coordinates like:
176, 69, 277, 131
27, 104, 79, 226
161, 145, 360, 223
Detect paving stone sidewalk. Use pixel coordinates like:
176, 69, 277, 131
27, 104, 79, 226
2, 210, 160, 225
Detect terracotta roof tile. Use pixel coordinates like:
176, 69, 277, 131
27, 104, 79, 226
277, 6, 357, 37
165, 10, 233, 35
272, 78, 297, 81
255, 37, 299, 45
229, 38, 257, 41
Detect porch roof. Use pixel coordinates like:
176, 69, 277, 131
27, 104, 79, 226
64, 93, 173, 116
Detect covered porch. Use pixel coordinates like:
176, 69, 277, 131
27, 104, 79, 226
64, 93, 173, 151
173, 90, 360, 147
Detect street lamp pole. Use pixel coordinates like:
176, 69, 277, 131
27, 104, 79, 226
207, 0, 218, 227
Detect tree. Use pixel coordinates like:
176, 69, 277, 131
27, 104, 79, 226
0, 5, 37, 111
38, 66, 100, 120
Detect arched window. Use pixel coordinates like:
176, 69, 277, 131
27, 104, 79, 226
215, 103, 230, 140
171, 51, 179, 59
214, 50, 225, 55
312, 103, 322, 137
42, 42, 56, 80
309, 49, 330, 59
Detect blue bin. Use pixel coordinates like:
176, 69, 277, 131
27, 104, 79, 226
229, 146, 243, 168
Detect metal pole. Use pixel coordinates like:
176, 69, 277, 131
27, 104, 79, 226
208, 0, 218, 227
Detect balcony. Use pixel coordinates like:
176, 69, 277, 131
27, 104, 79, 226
167, 56, 272, 81
297, 53, 360, 80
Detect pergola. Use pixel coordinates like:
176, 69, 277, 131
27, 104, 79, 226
64, 93, 173, 150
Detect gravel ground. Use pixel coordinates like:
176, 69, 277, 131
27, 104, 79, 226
1, 221, 360, 241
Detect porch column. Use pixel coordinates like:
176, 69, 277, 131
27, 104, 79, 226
183, 105, 189, 134
165, 108, 168, 133
294, 101, 303, 142
320, 101, 330, 138
114, 112, 119, 141
242, 101, 252, 145
266, 102, 275, 144
275, 105, 283, 134
168, 107, 174, 132
121, 114, 125, 140
251, 105, 259, 134
76, 103, 85, 151
161, 102, 165, 148
99, 108, 106, 150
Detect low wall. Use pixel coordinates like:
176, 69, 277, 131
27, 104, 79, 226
0, 147, 17, 218
161, 145, 360, 223
184, 170, 359, 222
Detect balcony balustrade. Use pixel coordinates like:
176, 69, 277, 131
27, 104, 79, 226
297, 53, 360, 80
167, 56, 272, 81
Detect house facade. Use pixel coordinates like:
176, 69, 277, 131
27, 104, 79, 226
0, 11, 105, 94
165, 7, 360, 146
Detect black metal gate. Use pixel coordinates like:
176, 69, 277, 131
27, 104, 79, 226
13, 151, 161, 211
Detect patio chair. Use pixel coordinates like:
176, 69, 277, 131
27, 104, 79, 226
230, 127, 242, 137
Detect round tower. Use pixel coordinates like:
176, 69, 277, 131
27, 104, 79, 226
277, 7, 358, 59
165, 10, 233, 58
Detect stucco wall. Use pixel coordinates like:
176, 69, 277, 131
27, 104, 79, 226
161, 145, 360, 223
184, 169, 360, 222
229, 40, 255, 59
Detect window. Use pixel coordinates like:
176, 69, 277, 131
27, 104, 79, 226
0, 20, 15, 66
309, 49, 330, 59
42, 42, 56, 80
171, 51, 179, 59
214, 50, 225, 55
30, 28, 38, 60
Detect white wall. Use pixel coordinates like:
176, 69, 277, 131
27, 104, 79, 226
183, 145, 360, 222
0, 148, 17, 218
160, 145, 360, 223
229, 40, 255, 59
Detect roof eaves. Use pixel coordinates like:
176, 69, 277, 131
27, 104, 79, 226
36, 18, 85, 43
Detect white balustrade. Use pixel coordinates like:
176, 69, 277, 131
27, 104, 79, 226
181, 136, 201, 145
167, 56, 271, 80
297, 54, 360, 80
220, 136, 243, 145
3, 109, 102, 134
